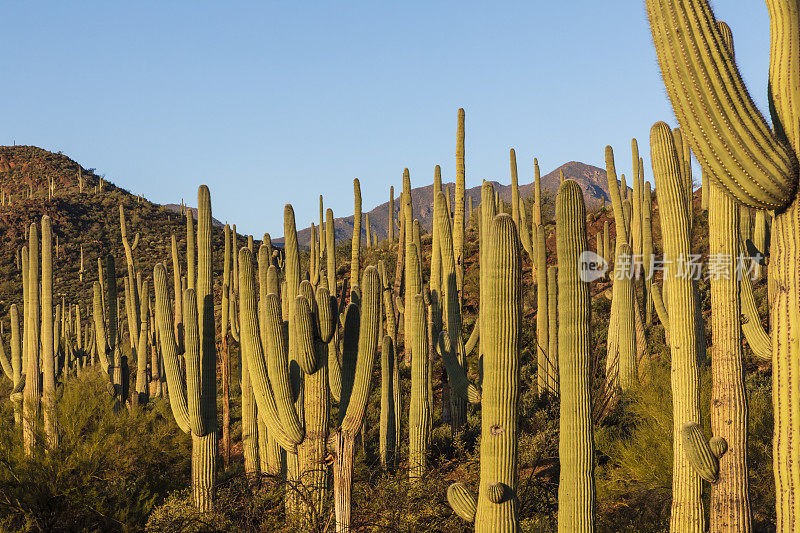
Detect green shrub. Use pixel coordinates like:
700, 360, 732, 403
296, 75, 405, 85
0, 372, 190, 532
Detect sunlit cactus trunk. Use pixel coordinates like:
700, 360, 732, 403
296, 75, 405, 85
708, 178, 751, 531
556, 180, 595, 532
474, 214, 520, 531
651, 122, 703, 532
642, 0, 800, 527
23, 224, 40, 456
331, 267, 380, 533
350, 178, 362, 294
535, 224, 548, 396
41, 216, 58, 450
408, 245, 430, 482
454, 108, 466, 302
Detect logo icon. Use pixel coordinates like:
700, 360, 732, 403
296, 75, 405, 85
578, 251, 608, 282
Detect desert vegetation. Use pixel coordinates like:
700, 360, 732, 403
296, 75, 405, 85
0, 0, 796, 531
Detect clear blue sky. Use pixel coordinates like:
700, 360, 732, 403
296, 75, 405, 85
1, 2, 770, 236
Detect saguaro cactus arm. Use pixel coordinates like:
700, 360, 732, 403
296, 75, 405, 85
437, 331, 480, 404
448, 482, 477, 522
681, 422, 720, 483
237, 248, 299, 452
645, 0, 797, 209
153, 263, 191, 434
339, 266, 381, 434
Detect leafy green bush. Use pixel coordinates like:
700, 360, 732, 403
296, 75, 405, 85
0, 372, 190, 532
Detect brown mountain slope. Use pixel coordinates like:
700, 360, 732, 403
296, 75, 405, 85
0, 146, 230, 318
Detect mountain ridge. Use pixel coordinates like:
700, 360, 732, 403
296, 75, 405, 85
274, 160, 610, 246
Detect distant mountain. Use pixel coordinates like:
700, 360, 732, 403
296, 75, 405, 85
277, 161, 611, 246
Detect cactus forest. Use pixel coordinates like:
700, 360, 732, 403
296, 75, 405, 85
2, 1, 799, 531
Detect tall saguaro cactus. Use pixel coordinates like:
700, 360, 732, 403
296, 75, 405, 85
436, 191, 469, 433
351, 178, 362, 294
643, 3, 800, 526
556, 180, 594, 533
709, 176, 751, 530
651, 122, 703, 532
23, 225, 41, 456
447, 213, 520, 531
154, 185, 217, 512
535, 224, 548, 396
408, 288, 430, 482
329, 266, 381, 533
238, 244, 333, 525
454, 108, 466, 301
41, 216, 58, 450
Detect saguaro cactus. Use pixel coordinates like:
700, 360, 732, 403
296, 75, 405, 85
329, 266, 381, 533
547, 266, 558, 396
23, 225, 41, 456
9, 305, 22, 427
239, 244, 333, 525
378, 260, 402, 463
154, 185, 217, 511
556, 180, 594, 533
616, 243, 636, 392
447, 213, 520, 531
120, 204, 141, 351
379, 335, 396, 468
408, 288, 430, 482
535, 223, 549, 396
351, 178, 362, 294
708, 176, 751, 529
388, 186, 395, 243
454, 108, 466, 300
651, 122, 703, 532
644, 3, 800, 525
436, 191, 469, 433
41, 216, 58, 449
